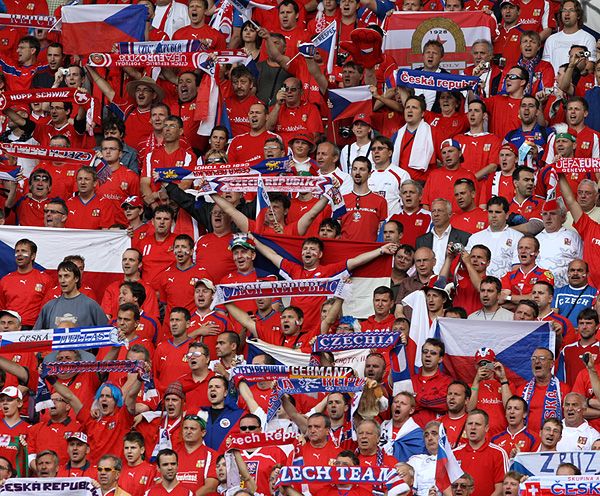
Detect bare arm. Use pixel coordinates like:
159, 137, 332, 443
296, 196, 329, 236
511, 218, 544, 235
210, 193, 250, 232
321, 297, 344, 333
0, 357, 28, 385
233, 450, 256, 493
259, 28, 290, 67
86, 66, 116, 102
238, 381, 260, 414
123, 373, 143, 415
52, 379, 84, 414
558, 172, 583, 223
347, 242, 397, 272
281, 394, 308, 433
224, 302, 257, 335
305, 57, 329, 95
4, 180, 17, 209
251, 234, 284, 268
197, 478, 218, 496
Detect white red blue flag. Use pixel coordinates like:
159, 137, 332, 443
0, 226, 129, 297
382, 11, 496, 72
435, 424, 463, 492
433, 318, 555, 384
253, 234, 391, 318
312, 21, 337, 74
328, 85, 372, 122
61, 4, 147, 54
256, 174, 271, 221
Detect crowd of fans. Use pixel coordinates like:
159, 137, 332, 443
1, 0, 600, 495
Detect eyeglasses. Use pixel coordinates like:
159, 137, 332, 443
506, 74, 525, 81
283, 86, 300, 92
451, 483, 473, 489
186, 351, 208, 358
239, 425, 259, 431
32, 175, 50, 182
97, 467, 116, 473
44, 208, 64, 215
531, 356, 550, 362
371, 146, 390, 151
0, 466, 10, 471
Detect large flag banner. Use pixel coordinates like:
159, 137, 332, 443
61, 5, 147, 54
0, 478, 101, 496
520, 475, 600, 496
510, 451, 600, 476
0, 226, 129, 296
328, 85, 372, 122
434, 318, 554, 384
254, 234, 391, 318
382, 11, 496, 71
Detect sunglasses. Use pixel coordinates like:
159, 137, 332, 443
185, 351, 207, 359
239, 425, 259, 431
283, 86, 300, 92
97, 467, 116, 473
506, 74, 525, 80
32, 175, 50, 181
44, 208, 64, 215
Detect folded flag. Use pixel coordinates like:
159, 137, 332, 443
328, 85, 372, 121
322, 183, 346, 219
0, 163, 20, 182
62, 4, 147, 54
392, 424, 425, 462
312, 21, 337, 74
394, 69, 480, 91
435, 424, 464, 493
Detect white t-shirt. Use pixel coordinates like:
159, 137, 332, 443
536, 227, 583, 287
466, 225, 522, 278
152, 1, 191, 37
339, 141, 374, 174
556, 420, 600, 451
542, 29, 598, 72
368, 165, 411, 216
408, 453, 439, 496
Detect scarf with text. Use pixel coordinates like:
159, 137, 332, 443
394, 69, 480, 91
555, 157, 600, 173
212, 278, 349, 309
37, 360, 157, 411
522, 375, 562, 427
312, 331, 402, 352
225, 429, 299, 451
275, 465, 404, 488
231, 364, 354, 387
0, 88, 90, 111
0, 143, 96, 164
520, 475, 600, 496
267, 377, 365, 421
194, 175, 332, 195
0, 14, 57, 29
117, 39, 211, 54
0, 478, 101, 496
85, 50, 248, 70
155, 156, 293, 180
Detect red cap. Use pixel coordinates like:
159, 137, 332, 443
352, 113, 372, 127
542, 199, 560, 212
500, 143, 519, 157
500, 0, 520, 7
475, 347, 496, 363
289, 133, 315, 150
121, 196, 143, 209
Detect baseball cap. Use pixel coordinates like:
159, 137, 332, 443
555, 132, 576, 142
500, 0, 519, 7
0, 386, 22, 400
500, 142, 519, 157
475, 347, 496, 364
0, 310, 21, 322
289, 133, 316, 150
67, 432, 89, 445
423, 276, 452, 301
440, 138, 462, 152
194, 278, 216, 292
184, 414, 207, 429
121, 196, 143, 209
229, 235, 256, 252
352, 113, 372, 127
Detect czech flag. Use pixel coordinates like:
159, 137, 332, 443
61, 4, 147, 54
435, 424, 463, 492
254, 234, 391, 318
0, 226, 130, 297
312, 21, 337, 74
328, 85, 373, 122
433, 317, 555, 385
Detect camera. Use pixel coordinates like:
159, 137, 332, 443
491, 54, 506, 68
339, 126, 352, 139
582, 352, 590, 365
481, 62, 490, 70
577, 50, 590, 58
336, 51, 350, 67
59, 68, 69, 76
449, 242, 464, 254
543, 86, 554, 96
